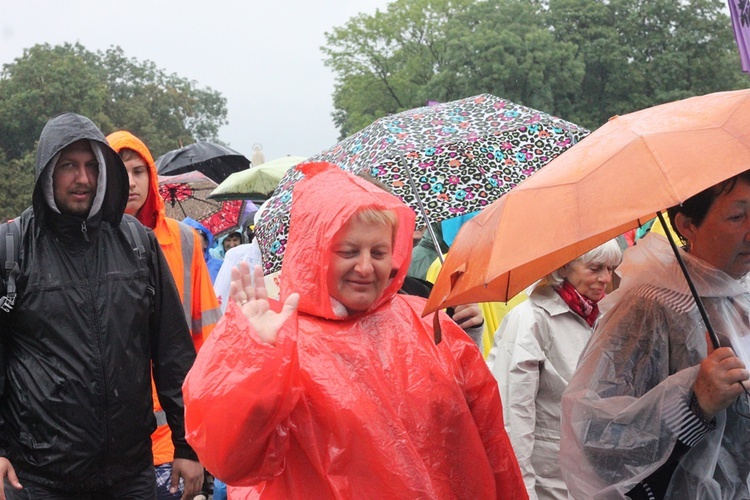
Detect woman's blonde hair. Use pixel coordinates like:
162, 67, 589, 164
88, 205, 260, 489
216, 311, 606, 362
347, 207, 400, 246
352, 207, 398, 229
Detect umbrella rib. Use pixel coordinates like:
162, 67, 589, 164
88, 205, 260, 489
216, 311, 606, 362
185, 195, 221, 207
629, 134, 697, 205
722, 97, 746, 130
177, 200, 188, 219
515, 135, 679, 202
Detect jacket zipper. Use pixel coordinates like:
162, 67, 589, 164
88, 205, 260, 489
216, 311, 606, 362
83, 239, 109, 467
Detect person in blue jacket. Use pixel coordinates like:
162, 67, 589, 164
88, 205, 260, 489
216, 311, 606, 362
183, 217, 223, 282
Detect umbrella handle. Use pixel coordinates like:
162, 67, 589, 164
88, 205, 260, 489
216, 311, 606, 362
656, 212, 720, 349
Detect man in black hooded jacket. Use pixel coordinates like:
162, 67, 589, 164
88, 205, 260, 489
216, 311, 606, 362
0, 113, 200, 498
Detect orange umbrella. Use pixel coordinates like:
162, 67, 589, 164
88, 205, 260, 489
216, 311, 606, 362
425, 89, 750, 321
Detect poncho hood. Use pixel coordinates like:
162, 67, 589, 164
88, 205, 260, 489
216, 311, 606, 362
106, 130, 165, 231
33, 112, 128, 229
279, 163, 415, 320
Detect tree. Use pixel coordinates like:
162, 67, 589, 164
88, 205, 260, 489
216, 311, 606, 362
427, 0, 585, 120
0, 44, 110, 160
324, 0, 748, 135
323, 0, 472, 137
0, 149, 35, 221
547, 0, 747, 127
0, 42, 228, 220
99, 47, 228, 155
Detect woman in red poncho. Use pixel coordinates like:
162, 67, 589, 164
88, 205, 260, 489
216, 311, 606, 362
182, 163, 526, 499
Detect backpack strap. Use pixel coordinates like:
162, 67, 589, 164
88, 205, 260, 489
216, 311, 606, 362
0, 219, 22, 313
124, 217, 146, 260
121, 216, 156, 305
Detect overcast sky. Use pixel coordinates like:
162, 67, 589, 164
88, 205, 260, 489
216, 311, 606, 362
1, 0, 392, 162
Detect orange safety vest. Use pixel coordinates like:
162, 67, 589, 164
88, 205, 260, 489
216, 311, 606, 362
106, 131, 221, 466
151, 217, 221, 465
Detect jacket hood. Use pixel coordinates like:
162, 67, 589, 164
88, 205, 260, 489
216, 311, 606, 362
106, 130, 165, 230
182, 217, 214, 260
279, 162, 415, 319
33, 113, 128, 228
210, 231, 243, 260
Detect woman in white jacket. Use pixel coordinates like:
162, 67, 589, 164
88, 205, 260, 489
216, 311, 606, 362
488, 240, 622, 499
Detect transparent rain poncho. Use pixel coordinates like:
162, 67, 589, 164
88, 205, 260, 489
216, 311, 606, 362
560, 233, 750, 499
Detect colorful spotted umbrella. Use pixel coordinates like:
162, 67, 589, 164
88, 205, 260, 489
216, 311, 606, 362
158, 171, 246, 239
256, 93, 588, 274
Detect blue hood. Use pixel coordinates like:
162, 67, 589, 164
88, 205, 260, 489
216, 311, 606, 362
182, 217, 214, 259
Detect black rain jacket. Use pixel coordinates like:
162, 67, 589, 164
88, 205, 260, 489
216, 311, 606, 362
0, 113, 197, 491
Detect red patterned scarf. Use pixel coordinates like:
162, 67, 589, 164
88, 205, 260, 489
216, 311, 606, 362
554, 280, 601, 327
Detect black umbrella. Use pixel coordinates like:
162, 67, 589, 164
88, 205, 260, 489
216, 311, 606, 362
155, 142, 250, 184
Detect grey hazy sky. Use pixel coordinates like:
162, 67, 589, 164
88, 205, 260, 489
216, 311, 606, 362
1, 0, 392, 162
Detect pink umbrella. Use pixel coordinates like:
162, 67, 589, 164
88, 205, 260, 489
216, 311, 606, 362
158, 171, 246, 238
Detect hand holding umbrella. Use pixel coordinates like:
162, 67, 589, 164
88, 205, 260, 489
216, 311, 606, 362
694, 345, 750, 419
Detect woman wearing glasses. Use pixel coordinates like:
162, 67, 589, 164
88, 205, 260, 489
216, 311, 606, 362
560, 171, 750, 499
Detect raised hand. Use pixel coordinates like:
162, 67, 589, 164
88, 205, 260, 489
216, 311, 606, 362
230, 263, 299, 345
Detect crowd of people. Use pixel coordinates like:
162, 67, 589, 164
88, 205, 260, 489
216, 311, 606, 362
0, 111, 749, 500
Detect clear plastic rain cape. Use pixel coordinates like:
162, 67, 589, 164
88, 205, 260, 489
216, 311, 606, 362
561, 233, 750, 499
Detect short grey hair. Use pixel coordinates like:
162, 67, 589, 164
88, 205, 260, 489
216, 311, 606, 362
535, 239, 623, 289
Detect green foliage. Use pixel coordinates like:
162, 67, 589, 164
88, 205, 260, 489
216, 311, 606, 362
324, 0, 749, 134
0, 44, 109, 160
0, 42, 228, 218
0, 149, 35, 222
323, 0, 472, 137
430, 0, 585, 120
99, 47, 228, 155
547, 0, 747, 127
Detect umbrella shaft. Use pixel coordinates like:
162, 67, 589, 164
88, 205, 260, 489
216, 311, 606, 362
403, 156, 444, 265
656, 212, 720, 349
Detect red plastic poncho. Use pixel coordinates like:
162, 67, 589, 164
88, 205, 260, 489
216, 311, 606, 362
183, 163, 526, 499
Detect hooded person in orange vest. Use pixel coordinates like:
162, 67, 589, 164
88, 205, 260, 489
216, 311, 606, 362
107, 131, 221, 500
